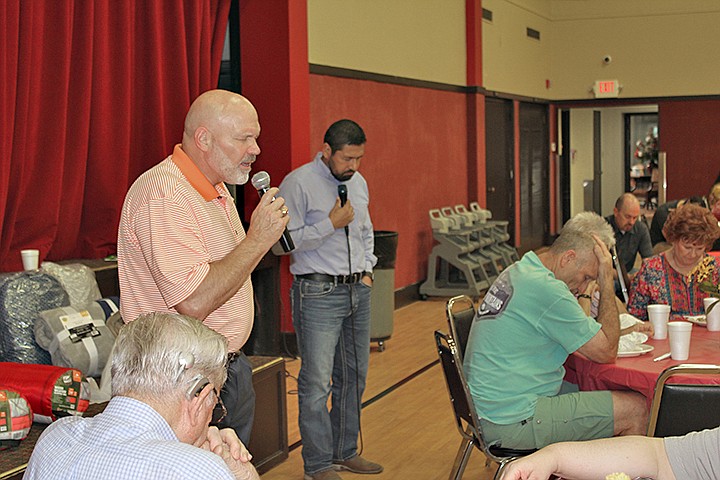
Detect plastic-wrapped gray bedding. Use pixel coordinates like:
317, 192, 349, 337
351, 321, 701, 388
40, 261, 101, 308
0, 272, 69, 364
34, 300, 117, 378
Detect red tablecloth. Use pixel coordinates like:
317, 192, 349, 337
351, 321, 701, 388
565, 327, 720, 408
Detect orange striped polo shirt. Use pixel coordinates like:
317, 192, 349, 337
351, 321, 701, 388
117, 144, 253, 351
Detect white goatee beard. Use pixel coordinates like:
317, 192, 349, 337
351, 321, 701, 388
235, 172, 249, 185
224, 169, 249, 185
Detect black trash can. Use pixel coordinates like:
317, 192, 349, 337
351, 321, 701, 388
371, 231, 398, 351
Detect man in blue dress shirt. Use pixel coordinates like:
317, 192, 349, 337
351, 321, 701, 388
279, 120, 381, 480
25, 312, 258, 480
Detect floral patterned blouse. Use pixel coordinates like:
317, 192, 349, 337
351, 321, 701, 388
627, 253, 720, 321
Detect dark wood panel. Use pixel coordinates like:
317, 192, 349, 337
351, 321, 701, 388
485, 97, 515, 240
519, 102, 549, 253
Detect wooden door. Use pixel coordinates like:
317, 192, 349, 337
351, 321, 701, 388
484, 98, 514, 241
519, 102, 549, 252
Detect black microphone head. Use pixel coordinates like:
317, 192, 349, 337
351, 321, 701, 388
338, 184, 348, 206
251, 171, 271, 191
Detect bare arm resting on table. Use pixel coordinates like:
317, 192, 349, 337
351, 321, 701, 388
500, 435, 674, 480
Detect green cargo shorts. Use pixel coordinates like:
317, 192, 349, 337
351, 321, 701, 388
479, 387, 614, 449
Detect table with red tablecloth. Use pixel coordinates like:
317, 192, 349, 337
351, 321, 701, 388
565, 326, 720, 408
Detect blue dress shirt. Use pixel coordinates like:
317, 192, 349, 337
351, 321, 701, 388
279, 152, 377, 276
24, 396, 235, 480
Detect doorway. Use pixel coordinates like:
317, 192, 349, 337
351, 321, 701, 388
558, 105, 659, 219
625, 113, 659, 210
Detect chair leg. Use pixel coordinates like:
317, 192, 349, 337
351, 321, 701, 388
448, 438, 474, 480
494, 459, 513, 480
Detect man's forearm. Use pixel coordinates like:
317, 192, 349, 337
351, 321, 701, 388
175, 236, 268, 321
548, 436, 671, 480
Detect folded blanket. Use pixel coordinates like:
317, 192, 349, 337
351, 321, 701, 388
34, 300, 117, 378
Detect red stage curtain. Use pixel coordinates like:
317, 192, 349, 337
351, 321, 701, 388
0, 0, 230, 271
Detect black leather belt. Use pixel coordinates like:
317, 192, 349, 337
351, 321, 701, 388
297, 272, 365, 284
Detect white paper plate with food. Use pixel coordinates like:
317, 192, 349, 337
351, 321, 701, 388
617, 344, 654, 358
685, 314, 707, 327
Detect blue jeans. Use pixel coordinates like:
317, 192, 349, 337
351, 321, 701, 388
292, 278, 372, 475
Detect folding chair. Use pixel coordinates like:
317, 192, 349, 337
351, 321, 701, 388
435, 330, 535, 480
647, 364, 720, 437
446, 295, 476, 360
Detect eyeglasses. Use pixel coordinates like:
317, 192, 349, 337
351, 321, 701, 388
210, 389, 227, 425
187, 375, 227, 425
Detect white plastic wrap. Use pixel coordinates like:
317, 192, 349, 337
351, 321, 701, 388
41, 261, 101, 308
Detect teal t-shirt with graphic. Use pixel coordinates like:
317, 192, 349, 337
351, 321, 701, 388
463, 251, 601, 424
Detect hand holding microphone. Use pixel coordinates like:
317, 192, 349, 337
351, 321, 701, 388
338, 185, 349, 236
329, 184, 354, 231
250, 171, 295, 253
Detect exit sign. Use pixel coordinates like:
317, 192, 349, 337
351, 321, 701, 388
593, 80, 620, 98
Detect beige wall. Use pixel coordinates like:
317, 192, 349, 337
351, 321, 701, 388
308, 0, 720, 99
307, 0, 467, 86
482, 0, 553, 98
550, 4, 720, 99
481, 0, 720, 99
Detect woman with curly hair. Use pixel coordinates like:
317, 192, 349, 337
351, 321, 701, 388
627, 203, 720, 321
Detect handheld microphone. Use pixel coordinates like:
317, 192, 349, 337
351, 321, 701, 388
338, 184, 349, 236
251, 171, 295, 252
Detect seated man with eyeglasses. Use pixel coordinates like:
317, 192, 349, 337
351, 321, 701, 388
25, 312, 259, 480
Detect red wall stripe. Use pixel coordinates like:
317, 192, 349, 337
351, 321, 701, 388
466, 0, 483, 87
239, 0, 311, 332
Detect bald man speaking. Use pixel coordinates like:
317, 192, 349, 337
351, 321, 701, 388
117, 90, 289, 444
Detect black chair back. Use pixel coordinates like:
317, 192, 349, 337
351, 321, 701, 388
648, 364, 720, 437
436, 330, 477, 432
435, 330, 534, 480
446, 295, 476, 360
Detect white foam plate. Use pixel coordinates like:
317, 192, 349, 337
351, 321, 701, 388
617, 344, 654, 358
685, 315, 707, 327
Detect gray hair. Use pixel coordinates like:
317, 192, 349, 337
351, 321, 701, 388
111, 312, 228, 401
551, 211, 615, 261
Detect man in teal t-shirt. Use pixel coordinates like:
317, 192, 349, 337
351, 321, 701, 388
463, 212, 648, 449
